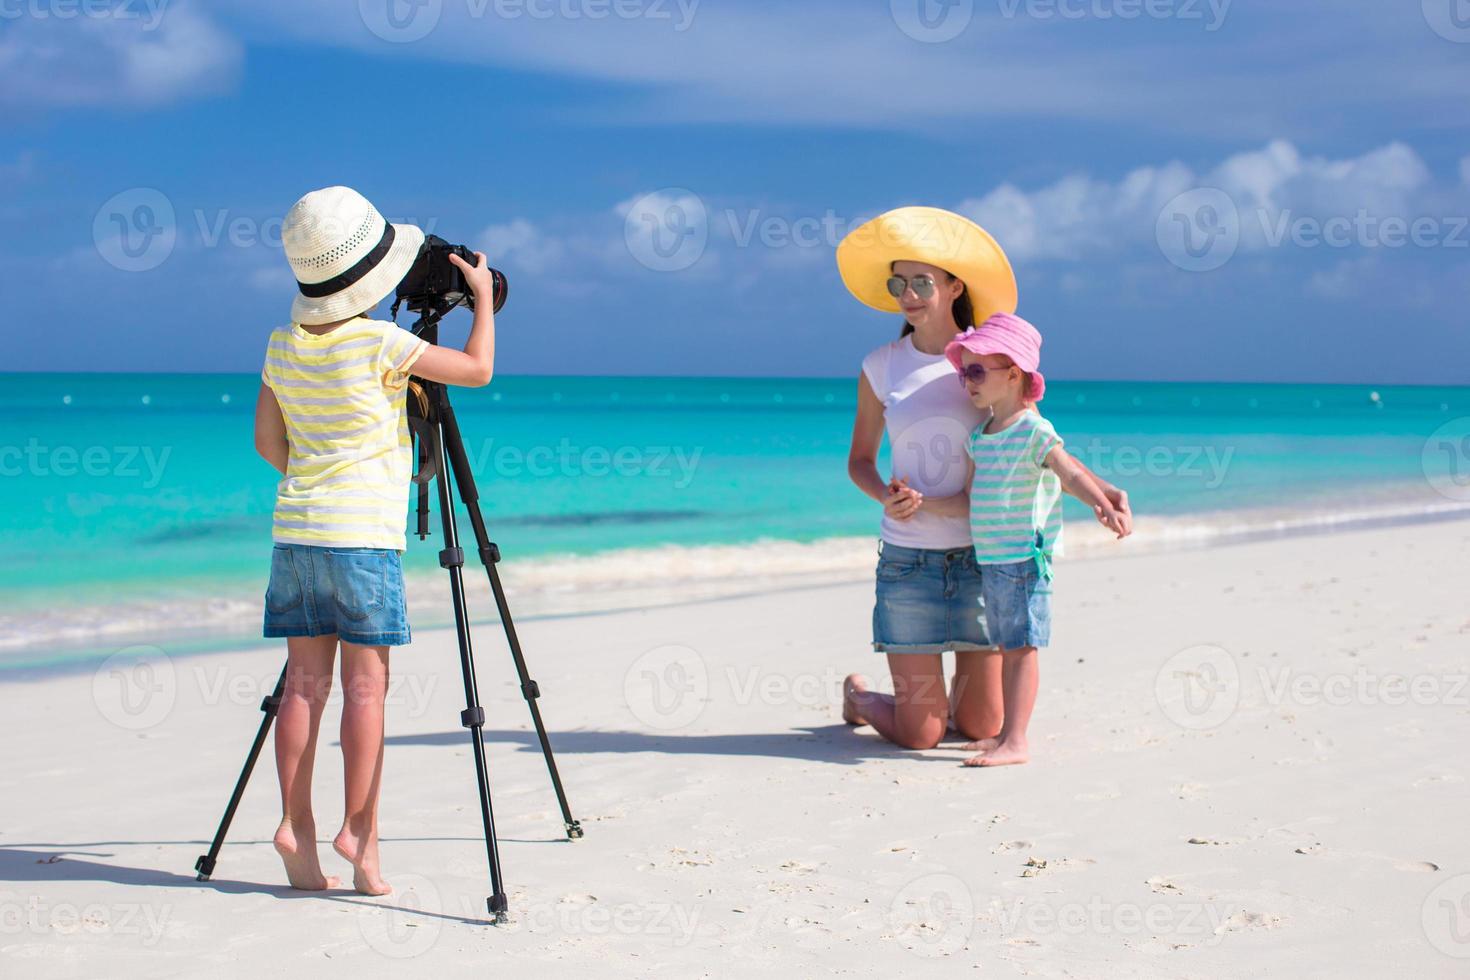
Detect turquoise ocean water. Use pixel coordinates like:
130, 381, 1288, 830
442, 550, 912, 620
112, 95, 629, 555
3, 373, 1467, 672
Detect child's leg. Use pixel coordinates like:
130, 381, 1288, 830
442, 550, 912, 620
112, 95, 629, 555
964, 646, 1037, 767
333, 640, 392, 896
273, 634, 340, 890
844, 654, 949, 750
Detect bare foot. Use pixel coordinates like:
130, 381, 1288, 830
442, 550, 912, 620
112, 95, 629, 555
961, 737, 1000, 753
333, 822, 392, 896
964, 739, 1029, 768
274, 819, 340, 890
842, 674, 869, 726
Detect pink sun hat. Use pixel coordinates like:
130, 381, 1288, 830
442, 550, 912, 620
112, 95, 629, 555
944, 312, 1047, 402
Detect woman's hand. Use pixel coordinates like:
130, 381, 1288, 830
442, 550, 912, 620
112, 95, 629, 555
884, 477, 923, 521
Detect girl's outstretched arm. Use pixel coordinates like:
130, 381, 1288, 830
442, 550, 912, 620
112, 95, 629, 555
1046, 446, 1128, 538
254, 382, 289, 475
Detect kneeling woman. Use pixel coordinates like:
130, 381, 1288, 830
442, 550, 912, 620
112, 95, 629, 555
835, 207, 1129, 751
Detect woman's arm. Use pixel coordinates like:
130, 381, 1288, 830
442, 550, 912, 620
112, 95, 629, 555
1046, 446, 1128, 538
849, 373, 920, 521
407, 252, 497, 388
254, 382, 289, 476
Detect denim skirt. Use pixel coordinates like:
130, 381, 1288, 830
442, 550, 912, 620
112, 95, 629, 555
871, 542, 993, 655
263, 544, 411, 647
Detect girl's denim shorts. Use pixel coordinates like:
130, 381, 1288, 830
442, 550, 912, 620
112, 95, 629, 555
872, 542, 995, 655
263, 544, 411, 647
980, 559, 1052, 650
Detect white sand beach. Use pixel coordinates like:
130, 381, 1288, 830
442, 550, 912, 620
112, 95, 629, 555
3, 517, 1468, 978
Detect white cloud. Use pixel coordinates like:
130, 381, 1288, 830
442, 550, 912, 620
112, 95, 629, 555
478, 218, 565, 275
216, 1, 1470, 139
0, 3, 241, 110
958, 140, 1453, 262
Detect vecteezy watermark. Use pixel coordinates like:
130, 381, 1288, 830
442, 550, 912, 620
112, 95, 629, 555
1423, 0, 1470, 43
94, 188, 177, 273
1071, 439, 1235, 490
359, 0, 699, 44
464, 438, 704, 489
1423, 418, 1470, 503
0, 0, 169, 29
1154, 644, 1239, 731
1156, 188, 1241, 273
890, 0, 974, 42
93, 646, 177, 731
994, 0, 1231, 31
888, 873, 975, 957
0, 896, 172, 947
623, 188, 709, 273
624, 644, 709, 730
514, 896, 702, 942
988, 895, 1231, 944
93, 187, 441, 273
0, 439, 172, 488
1158, 188, 1470, 272
1257, 667, 1469, 710
357, 873, 444, 958
1423, 873, 1470, 959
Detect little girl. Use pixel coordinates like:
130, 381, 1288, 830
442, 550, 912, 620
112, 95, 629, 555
944, 313, 1129, 768
253, 186, 498, 893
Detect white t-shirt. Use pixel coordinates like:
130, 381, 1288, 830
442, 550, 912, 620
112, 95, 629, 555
862, 333, 986, 551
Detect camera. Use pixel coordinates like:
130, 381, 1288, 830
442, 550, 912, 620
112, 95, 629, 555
395, 234, 509, 318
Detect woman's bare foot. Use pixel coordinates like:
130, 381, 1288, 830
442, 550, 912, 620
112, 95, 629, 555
842, 674, 869, 726
963, 738, 1029, 767
274, 819, 340, 890
333, 822, 392, 896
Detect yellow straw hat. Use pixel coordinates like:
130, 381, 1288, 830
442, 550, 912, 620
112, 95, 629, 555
836, 206, 1018, 325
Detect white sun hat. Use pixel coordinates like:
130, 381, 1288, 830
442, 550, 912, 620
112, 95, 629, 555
281, 186, 426, 325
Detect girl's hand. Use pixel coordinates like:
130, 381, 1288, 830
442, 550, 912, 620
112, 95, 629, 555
884, 477, 923, 521
1094, 505, 1130, 539
447, 250, 497, 297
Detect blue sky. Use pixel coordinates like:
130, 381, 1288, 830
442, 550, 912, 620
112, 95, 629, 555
2, 0, 1468, 382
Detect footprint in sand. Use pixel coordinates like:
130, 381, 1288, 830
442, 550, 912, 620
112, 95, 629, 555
1293, 845, 1439, 873
1074, 786, 1122, 802
1146, 875, 1182, 894
992, 840, 1033, 854
1215, 910, 1286, 935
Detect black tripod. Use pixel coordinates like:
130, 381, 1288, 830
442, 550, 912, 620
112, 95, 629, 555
194, 305, 581, 925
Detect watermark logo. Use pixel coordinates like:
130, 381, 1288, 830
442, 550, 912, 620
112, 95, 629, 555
624, 644, 708, 730
888, 873, 975, 956
1423, 418, 1470, 503
1423, 0, 1470, 42
1155, 644, 1239, 730
1156, 188, 1240, 273
1423, 874, 1470, 958
891, 0, 973, 42
623, 188, 708, 272
357, 873, 444, 957
889, 415, 973, 491
94, 188, 176, 273
360, 0, 443, 42
92, 645, 177, 730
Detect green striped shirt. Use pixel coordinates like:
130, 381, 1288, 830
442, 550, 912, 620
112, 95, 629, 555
967, 410, 1064, 565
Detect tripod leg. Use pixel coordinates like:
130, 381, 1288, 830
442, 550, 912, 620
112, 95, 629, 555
439, 402, 582, 841
195, 666, 286, 881
428, 416, 510, 923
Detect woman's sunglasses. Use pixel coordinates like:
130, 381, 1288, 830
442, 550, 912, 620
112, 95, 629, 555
886, 274, 937, 299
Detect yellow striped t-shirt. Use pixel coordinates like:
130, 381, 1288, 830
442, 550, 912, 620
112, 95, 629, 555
261, 317, 429, 550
